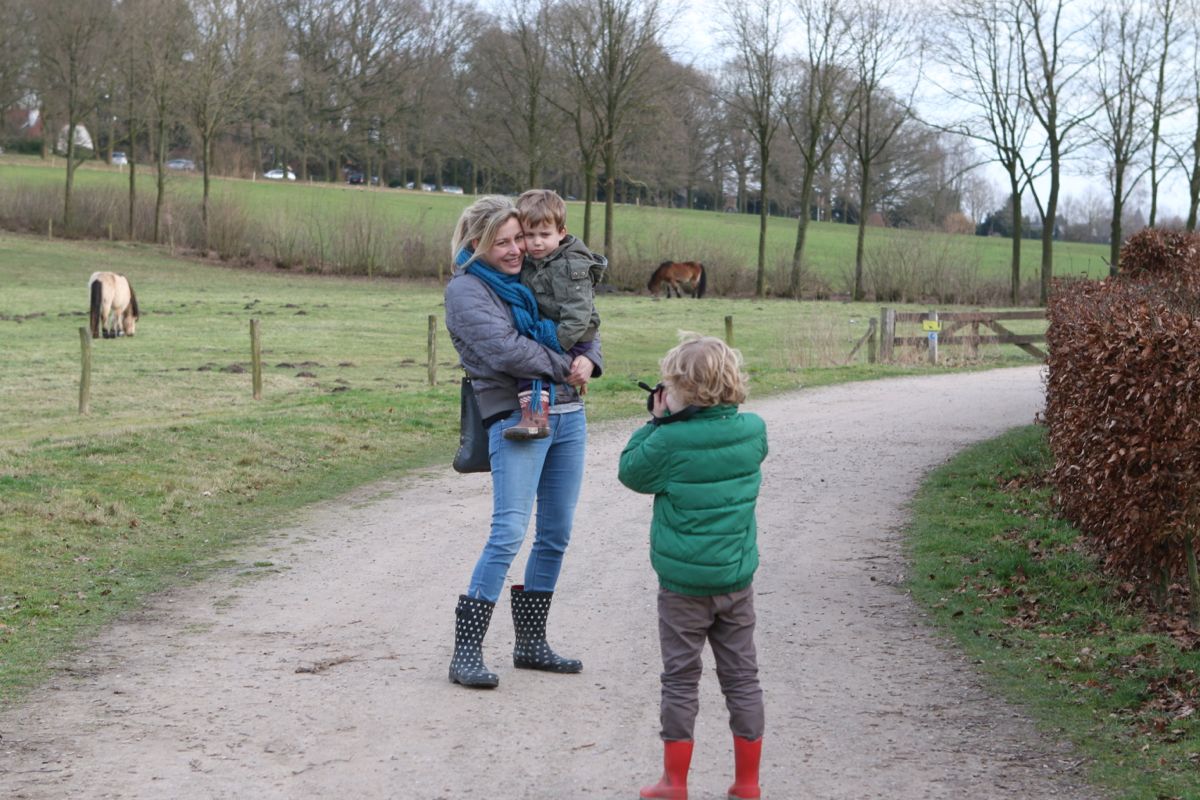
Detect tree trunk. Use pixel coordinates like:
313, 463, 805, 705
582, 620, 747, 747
604, 144, 616, 258
1189, 131, 1200, 231
756, 153, 769, 298
1040, 145, 1060, 306
128, 144, 137, 239
854, 162, 871, 302
64, 120, 77, 231
790, 170, 816, 298
1109, 167, 1124, 276
1009, 172, 1022, 305
583, 167, 595, 247
202, 133, 213, 248
154, 117, 166, 244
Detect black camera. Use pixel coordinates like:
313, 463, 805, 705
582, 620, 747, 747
637, 381, 664, 412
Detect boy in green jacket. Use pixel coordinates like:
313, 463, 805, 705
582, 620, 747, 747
618, 335, 769, 800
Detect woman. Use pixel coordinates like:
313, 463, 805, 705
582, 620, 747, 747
443, 195, 600, 689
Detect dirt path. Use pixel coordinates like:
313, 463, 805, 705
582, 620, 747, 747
0, 366, 1101, 800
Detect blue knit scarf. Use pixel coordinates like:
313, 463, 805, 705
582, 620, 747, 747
456, 248, 562, 353
456, 247, 561, 411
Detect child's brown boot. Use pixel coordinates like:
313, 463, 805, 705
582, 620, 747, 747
503, 391, 550, 440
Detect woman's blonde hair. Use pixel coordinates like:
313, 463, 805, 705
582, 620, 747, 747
660, 333, 749, 407
450, 195, 520, 270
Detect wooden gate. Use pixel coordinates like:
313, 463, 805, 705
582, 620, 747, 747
876, 308, 1047, 362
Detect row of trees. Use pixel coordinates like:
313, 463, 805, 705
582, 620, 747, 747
3, 0, 1200, 302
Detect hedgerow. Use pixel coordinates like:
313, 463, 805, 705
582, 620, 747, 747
1044, 229, 1200, 621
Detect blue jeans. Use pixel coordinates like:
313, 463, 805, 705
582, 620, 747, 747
467, 408, 587, 603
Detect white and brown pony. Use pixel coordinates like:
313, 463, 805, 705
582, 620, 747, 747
88, 271, 139, 338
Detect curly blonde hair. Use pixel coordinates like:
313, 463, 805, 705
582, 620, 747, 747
660, 333, 748, 407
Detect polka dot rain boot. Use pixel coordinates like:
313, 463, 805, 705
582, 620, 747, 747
510, 585, 582, 673
448, 594, 500, 689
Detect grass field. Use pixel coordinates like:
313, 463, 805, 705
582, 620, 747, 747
0, 154, 1110, 298
0, 230, 1048, 704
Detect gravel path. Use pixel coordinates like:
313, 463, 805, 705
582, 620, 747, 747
0, 366, 1103, 799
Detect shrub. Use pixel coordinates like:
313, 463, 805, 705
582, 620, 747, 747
1044, 229, 1200, 620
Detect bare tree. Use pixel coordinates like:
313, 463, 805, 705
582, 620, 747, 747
140, 0, 192, 243
718, 0, 788, 297
463, 0, 557, 188
932, 0, 1040, 304
114, 0, 154, 238
553, 0, 672, 258
782, 0, 853, 297
673, 67, 723, 210
0, 0, 32, 116
1146, 0, 1186, 227
843, 0, 921, 301
404, 1, 476, 190
33, 0, 114, 232
188, 0, 276, 243
277, 0, 341, 180
1091, 0, 1154, 274
1015, 0, 1097, 304
1183, 9, 1200, 230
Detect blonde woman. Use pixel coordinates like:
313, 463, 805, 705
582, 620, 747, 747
442, 195, 600, 689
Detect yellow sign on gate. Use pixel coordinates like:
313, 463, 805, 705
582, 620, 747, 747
921, 320, 942, 332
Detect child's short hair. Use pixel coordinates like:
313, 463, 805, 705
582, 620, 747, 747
660, 333, 749, 407
516, 189, 567, 230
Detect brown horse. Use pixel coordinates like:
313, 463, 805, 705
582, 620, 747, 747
89, 271, 139, 338
648, 260, 706, 298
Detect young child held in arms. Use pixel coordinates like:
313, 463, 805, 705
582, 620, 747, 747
505, 189, 607, 440
618, 334, 768, 800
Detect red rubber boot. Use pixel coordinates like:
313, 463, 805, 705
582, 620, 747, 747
727, 736, 762, 799
640, 739, 694, 799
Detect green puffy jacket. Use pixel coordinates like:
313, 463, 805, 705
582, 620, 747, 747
617, 405, 768, 596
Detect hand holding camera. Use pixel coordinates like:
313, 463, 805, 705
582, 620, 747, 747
637, 381, 670, 419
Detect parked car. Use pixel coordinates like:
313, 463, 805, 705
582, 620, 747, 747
443, 185, 464, 194
264, 168, 296, 181
166, 158, 195, 171
111, 151, 128, 166
347, 170, 364, 185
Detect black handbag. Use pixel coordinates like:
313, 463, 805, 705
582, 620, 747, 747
453, 376, 491, 473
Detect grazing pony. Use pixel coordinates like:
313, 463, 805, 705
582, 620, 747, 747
648, 260, 707, 299
88, 271, 139, 338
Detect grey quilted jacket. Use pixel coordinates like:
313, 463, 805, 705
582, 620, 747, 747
444, 270, 604, 420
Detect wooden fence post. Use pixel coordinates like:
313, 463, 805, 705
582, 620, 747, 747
866, 317, 877, 364
879, 307, 895, 362
724, 315, 734, 346
250, 319, 262, 400
48, 219, 53, 239
427, 314, 437, 386
928, 310, 939, 365
78, 327, 91, 414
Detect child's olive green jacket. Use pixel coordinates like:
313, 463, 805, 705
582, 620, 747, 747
520, 235, 607, 350
617, 405, 768, 596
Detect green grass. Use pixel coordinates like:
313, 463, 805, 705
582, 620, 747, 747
0, 154, 1111, 290
908, 426, 1200, 800
0, 231, 1045, 704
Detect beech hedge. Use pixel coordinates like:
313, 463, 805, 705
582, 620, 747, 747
1044, 229, 1200, 604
